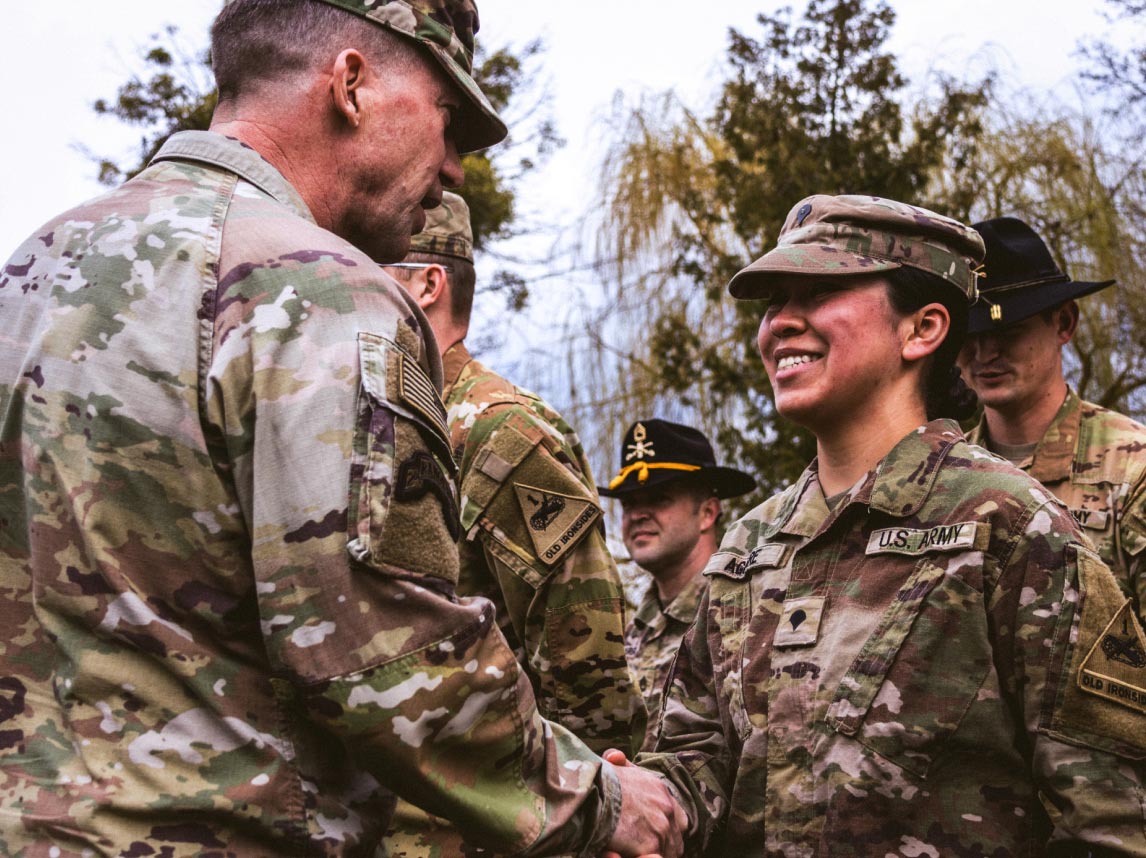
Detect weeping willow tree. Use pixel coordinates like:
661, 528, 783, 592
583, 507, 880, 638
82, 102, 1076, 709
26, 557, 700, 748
563, 0, 993, 508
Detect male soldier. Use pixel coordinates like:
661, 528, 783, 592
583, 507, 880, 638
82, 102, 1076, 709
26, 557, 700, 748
0, 2, 684, 856
379, 193, 647, 855
598, 419, 754, 740
959, 217, 1146, 616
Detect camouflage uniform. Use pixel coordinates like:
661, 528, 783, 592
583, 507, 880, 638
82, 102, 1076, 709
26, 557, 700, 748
381, 341, 645, 857
624, 574, 707, 749
968, 388, 1146, 617
640, 421, 1146, 856
0, 131, 620, 857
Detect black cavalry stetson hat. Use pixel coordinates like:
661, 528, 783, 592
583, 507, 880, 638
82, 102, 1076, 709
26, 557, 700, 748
967, 217, 1116, 334
598, 419, 755, 500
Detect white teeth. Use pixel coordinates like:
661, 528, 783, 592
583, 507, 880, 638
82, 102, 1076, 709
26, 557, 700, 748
777, 354, 817, 370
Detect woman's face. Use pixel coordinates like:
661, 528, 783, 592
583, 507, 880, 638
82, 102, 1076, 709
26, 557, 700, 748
756, 274, 909, 432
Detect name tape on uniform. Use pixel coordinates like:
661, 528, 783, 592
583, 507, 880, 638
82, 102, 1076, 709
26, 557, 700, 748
866, 522, 977, 556
1071, 508, 1110, 531
715, 543, 790, 580
1079, 599, 1146, 715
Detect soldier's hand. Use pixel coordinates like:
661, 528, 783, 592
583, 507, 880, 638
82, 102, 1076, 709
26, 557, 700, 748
600, 748, 687, 858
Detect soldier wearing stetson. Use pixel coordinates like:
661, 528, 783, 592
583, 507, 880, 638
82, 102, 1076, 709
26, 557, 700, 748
959, 217, 1146, 619
599, 419, 754, 742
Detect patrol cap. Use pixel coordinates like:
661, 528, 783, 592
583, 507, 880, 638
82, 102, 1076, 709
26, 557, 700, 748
967, 216, 1115, 334
598, 419, 755, 500
728, 194, 986, 301
294, 0, 507, 153
409, 191, 473, 263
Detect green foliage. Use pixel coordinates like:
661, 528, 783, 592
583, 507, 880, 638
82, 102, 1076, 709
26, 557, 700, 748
89, 26, 215, 186
586, 0, 992, 503
87, 28, 561, 257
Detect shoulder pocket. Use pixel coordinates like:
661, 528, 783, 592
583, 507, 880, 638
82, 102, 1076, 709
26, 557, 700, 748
347, 332, 459, 583
826, 557, 991, 777
461, 415, 600, 587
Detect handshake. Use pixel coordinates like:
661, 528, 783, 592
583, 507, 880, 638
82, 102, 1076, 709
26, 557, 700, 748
601, 749, 690, 858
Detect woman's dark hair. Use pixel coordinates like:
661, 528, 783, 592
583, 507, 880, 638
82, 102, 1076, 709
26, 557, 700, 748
885, 265, 979, 422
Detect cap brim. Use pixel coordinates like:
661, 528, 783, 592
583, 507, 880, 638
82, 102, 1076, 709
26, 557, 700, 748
728, 246, 902, 299
967, 278, 1116, 334
598, 466, 756, 500
422, 43, 508, 154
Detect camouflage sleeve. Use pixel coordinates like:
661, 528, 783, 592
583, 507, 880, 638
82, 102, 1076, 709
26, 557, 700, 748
634, 588, 729, 853
208, 230, 618, 856
1117, 472, 1146, 621
996, 504, 1146, 853
461, 406, 647, 755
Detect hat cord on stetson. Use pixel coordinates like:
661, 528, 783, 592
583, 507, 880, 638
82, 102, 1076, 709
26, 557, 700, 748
608, 461, 702, 490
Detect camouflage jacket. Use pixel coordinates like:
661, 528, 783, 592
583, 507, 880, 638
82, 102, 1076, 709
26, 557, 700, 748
381, 342, 645, 857
639, 420, 1146, 856
0, 131, 619, 858
968, 388, 1146, 618
625, 573, 707, 749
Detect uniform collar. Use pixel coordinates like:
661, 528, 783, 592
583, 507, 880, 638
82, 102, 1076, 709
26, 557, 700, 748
441, 340, 473, 396
151, 131, 315, 223
767, 420, 965, 539
633, 572, 707, 632
1027, 387, 1080, 484
661, 573, 707, 625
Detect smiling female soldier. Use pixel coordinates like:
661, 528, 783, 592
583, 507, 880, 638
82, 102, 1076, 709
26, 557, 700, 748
620, 195, 1146, 857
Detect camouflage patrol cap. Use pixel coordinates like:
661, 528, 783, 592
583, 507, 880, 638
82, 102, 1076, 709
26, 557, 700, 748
409, 191, 473, 263
309, 0, 506, 153
728, 194, 986, 301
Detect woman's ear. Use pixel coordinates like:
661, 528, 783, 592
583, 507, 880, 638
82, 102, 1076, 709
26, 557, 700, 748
901, 302, 951, 363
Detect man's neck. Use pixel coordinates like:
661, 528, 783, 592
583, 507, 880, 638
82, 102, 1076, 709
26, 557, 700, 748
652, 536, 717, 604
209, 114, 336, 230
983, 379, 1069, 447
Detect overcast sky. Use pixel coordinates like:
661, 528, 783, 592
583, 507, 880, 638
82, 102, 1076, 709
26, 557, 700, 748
0, 0, 1117, 260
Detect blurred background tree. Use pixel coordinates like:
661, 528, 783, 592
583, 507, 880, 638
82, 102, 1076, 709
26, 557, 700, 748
571, 0, 993, 511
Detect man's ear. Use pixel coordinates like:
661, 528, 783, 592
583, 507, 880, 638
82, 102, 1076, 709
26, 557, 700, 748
901, 303, 951, 364
698, 496, 722, 533
330, 49, 367, 128
1054, 300, 1080, 345
420, 264, 450, 311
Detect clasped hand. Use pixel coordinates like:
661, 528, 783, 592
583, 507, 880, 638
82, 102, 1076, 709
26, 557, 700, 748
600, 748, 689, 858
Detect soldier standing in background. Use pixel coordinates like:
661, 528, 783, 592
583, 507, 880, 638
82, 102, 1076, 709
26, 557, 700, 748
960, 216, 1146, 619
0, 2, 684, 856
379, 191, 648, 857
598, 419, 754, 742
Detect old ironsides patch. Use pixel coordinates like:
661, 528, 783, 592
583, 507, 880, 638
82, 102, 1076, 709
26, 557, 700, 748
396, 451, 459, 540
865, 522, 977, 555
1079, 599, 1146, 714
513, 483, 599, 566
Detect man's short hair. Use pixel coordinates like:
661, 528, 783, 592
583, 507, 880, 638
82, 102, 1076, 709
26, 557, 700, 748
388, 252, 476, 324
211, 0, 420, 103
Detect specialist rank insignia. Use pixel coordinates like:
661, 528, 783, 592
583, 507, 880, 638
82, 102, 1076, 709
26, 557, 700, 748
1079, 599, 1146, 714
514, 483, 600, 566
